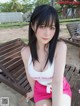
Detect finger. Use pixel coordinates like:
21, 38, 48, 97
26, 95, 31, 100
26, 98, 29, 102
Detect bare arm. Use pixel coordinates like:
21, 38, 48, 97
52, 41, 67, 106
21, 47, 35, 99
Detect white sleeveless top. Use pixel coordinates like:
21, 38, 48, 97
28, 54, 54, 93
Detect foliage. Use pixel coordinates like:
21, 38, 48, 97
0, 0, 23, 12
0, 0, 51, 12
55, 3, 62, 12
55, 3, 62, 17
34, 0, 50, 6
0, 3, 11, 12
0, 0, 36, 12
21, 3, 34, 13
10, 0, 23, 12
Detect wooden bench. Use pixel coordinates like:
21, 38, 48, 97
64, 65, 80, 106
60, 22, 80, 57
60, 22, 80, 47
0, 39, 32, 96
0, 39, 80, 106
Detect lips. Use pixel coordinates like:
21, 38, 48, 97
42, 38, 49, 40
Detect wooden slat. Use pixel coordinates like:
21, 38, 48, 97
0, 55, 20, 64
59, 38, 80, 47
16, 71, 26, 82
20, 80, 28, 88
6, 58, 23, 71
13, 67, 25, 79
0, 46, 23, 59
0, 43, 18, 52
24, 83, 31, 92
10, 63, 24, 74
64, 64, 71, 77
66, 66, 76, 83
0, 44, 22, 57
0, 64, 15, 81
3, 57, 21, 67
0, 39, 20, 48
18, 75, 27, 85
66, 23, 79, 37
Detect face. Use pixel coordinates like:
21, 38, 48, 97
32, 22, 56, 45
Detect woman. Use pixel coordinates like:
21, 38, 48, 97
21, 4, 72, 106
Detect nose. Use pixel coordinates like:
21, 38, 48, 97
44, 28, 50, 37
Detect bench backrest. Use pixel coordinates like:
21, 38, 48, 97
66, 23, 79, 37
0, 39, 31, 95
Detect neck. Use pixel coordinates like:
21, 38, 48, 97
36, 42, 49, 52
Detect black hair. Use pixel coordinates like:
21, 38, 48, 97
28, 4, 60, 65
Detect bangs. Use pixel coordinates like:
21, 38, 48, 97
36, 12, 56, 29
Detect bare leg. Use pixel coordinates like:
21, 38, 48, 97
35, 99, 52, 106
62, 94, 71, 106
35, 94, 71, 106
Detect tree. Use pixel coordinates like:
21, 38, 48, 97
0, 3, 12, 12
35, 0, 50, 6
22, 0, 35, 12
10, 0, 23, 12
22, 3, 34, 13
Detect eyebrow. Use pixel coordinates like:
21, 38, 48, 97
50, 25, 55, 27
40, 23, 55, 27
52, 25, 55, 26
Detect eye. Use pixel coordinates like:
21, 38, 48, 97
39, 25, 45, 29
50, 26, 55, 30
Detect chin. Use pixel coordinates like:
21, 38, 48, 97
42, 41, 49, 44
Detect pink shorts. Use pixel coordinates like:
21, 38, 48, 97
34, 77, 72, 103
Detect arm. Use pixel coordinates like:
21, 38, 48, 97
52, 41, 67, 106
21, 47, 35, 99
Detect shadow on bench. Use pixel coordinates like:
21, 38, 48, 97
0, 39, 80, 106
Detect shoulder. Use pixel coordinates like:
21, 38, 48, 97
55, 41, 67, 57
21, 46, 30, 61
21, 45, 30, 55
57, 40, 67, 50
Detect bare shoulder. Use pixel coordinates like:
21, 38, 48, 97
57, 41, 67, 50
21, 46, 30, 61
55, 41, 67, 57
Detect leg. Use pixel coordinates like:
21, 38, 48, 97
62, 94, 71, 106
35, 99, 52, 106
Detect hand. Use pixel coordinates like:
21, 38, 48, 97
26, 91, 34, 102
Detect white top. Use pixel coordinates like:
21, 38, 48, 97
28, 54, 54, 93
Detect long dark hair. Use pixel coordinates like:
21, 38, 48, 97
28, 4, 60, 65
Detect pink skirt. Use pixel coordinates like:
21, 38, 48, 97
34, 77, 72, 103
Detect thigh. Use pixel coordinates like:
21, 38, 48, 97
62, 94, 71, 106
35, 99, 52, 106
